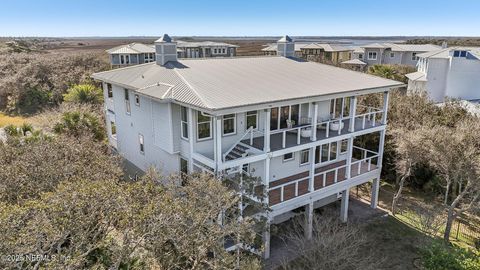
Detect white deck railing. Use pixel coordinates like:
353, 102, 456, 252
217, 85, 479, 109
222, 127, 264, 161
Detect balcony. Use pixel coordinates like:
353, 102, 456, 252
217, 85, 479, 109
268, 146, 379, 207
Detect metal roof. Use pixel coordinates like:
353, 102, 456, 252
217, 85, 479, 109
341, 59, 367, 65
278, 35, 293, 42
417, 46, 480, 59
361, 42, 441, 52
156, 34, 172, 43
405, 71, 427, 82
92, 56, 403, 111
176, 40, 239, 48
106, 43, 155, 54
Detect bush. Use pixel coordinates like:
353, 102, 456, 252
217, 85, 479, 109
63, 84, 103, 104
54, 111, 105, 141
422, 241, 480, 270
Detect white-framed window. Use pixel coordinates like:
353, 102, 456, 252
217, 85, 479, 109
110, 121, 116, 139
270, 104, 300, 131
107, 83, 113, 98
134, 94, 140, 106
300, 149, 309, 165
283, 152, 294, 162
358, 53, 363, 59
222, 48, 226, 54
138, 134, 144, 154
222, 114, 236, 135
214, 48, 218, 54
181, 106, 189, 139
453, 50, 467, 57
120, 54, 130, 65
411, 52, 418, 61
124, 89, 131, 115
367, 52, 377, 60
340, 139, 348, 154
246, 110, 258, 130
197, 112, 212, 140
144, 53, 155, 63
315, 141, 338, 164
390, 52, 395, 58
180, 157, 188, 175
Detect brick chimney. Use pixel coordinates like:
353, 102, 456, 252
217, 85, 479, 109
155, 34, 177, 66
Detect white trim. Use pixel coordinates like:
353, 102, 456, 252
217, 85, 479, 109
222, 113, 236, 136
283, 152, 294, 162
181, 106, 189, 140
299, 149, 310, 166
245, 110, 258, 130
196, 111, 212, 141
367, 52, 377, 60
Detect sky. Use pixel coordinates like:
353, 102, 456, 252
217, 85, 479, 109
0, 0, 479, 37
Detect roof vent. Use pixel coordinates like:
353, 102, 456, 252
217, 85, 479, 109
155, 34, 177, 66
277, 35, 295, 57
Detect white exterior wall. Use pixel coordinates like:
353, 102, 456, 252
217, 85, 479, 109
425, 58, 449, 102
445, 57, 480, 100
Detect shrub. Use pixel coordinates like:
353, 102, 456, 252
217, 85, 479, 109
421, 241, 480, 270
63, 84, 103, 104
54, 111, 105, 141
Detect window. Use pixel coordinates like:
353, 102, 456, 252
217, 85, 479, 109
315, 142, 339, 164
144, 53, 155, 63
135, 94, 140, 106
411, 52, 418, 61
223, 114, 236, 135
341, 139, 348, 154
329, 141, 337, 160
120, 54, 130, 65
110, 121, 116, 138
367, 52, 377, 60
283, 152, 294, 162
222, 48, 226, 54
390, 52, 395, 58
214, 48, 218, 54
270, 107, 279, 130
181, 106, 189, 139
180, 158, 188, 174
358, 53, 363, 59
107, 83, 113, 98
280, 106, 290, 129
197, 112, 212, 140
246, 111, 258, 129
453, 50, 467, 57
270, 105, 301, 130
300, 149, 309, 165
124, 89, 131, 114
138, 134, 144, 154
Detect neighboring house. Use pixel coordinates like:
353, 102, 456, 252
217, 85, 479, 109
176, 40, 238, 58
351, 43, 441, 67
262, 39, 353, 65
93, 34, 403, 258
406, 47, 480, 102
107, 40, 238, 67
107, 43, 156, 68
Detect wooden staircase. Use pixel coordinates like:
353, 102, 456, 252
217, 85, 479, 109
225, 143, 250, 161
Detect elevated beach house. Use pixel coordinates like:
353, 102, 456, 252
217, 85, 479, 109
93, 34, 403, 258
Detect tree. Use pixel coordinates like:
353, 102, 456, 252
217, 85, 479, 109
53, 111, 105, 141
390, 127, 427, 215
368, 64, 416, 83
425, 118, 480, 242
63, 84, 103, 104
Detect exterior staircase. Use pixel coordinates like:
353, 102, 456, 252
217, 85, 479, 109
225, 143, 249, 161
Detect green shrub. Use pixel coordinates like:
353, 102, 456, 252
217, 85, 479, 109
63, 84, 103, 104
54, 111, 105, 141
4, 124, 20, 136
422, 240, 480, 270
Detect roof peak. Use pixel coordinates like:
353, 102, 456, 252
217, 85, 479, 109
156, 34, 173, 43
278, 35, 293, 43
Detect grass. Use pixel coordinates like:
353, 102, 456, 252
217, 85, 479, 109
0, 112, 29, 127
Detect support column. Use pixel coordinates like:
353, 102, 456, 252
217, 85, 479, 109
371, 177, 380, 209
264, 156, 270, 205
305, 202, 314, 239
340, 188, 350, 223
188, 108, 195, 172
377, 129, 386, 167
346, 137, 354, 179
349, 96, 357, 132
311, 102, 318, 141
264, 109, 271, 153
309, 147, 316, 191
382, 91, 390, 125
263, 222, 271, 259
215, 116, 222, 173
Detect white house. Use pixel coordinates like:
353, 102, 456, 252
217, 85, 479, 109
352, 43, 441, 67
93, 34, 403, 258
107, 39, 238, 67
406, 47, 480, 103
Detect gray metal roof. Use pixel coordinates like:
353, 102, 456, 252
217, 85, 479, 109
156, 34, 172, 43
417, 46, 480, 59
176, 40, 239, 48
341, 59, 367, 65
361, 42, 441, 52
106, 43, 155, 54
92, 56, 403, 111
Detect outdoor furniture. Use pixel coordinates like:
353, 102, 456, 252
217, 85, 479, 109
300, 128, 312, 138
330, 121, 344, 131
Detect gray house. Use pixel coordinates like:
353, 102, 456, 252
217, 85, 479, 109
93, 34, 403, 258
176, 40, 238, 58
352, 43, 441, 67
107, 43, 156, 68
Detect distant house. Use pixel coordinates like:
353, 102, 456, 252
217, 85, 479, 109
262, 39, 353, 65
406, 47, 480, 102
93, 34, 403, 258
107, 40, 239, 67
107, 43, 156, 68
351, 43, 441, 67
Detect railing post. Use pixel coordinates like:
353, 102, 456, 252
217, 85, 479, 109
326, 122, 330, 137
382, 91, 390, 125
362, 115, 366, 129
282, 131, 286, 148
311, 102, 318, 141
346, 137, 354, 179
297, 127, 301, 145
349, 96, 356, 132
338, 119, 342, 135
249, 128, 253, 145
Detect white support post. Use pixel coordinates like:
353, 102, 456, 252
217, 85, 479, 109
263, 222, 271, 259
264, 156, 270, 205
188, 108, 195, 172
215, 117, 222, 173
377, 129, 386, 167
349, 96, 357, 132
371, 178, 380, 209
382, 91, 390, 125
340, 188, 350, 223
346, 137, 354, 179
309, 146, 316, 192
305, 202, 314, 240
264, 109, 271, 153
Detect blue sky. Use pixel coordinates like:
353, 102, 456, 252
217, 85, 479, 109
1, 0, 479, 37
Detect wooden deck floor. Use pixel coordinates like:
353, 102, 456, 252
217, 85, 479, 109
268, 159, 377, 206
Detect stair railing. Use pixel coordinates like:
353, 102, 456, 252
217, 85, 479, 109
223, 126, 254, 162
